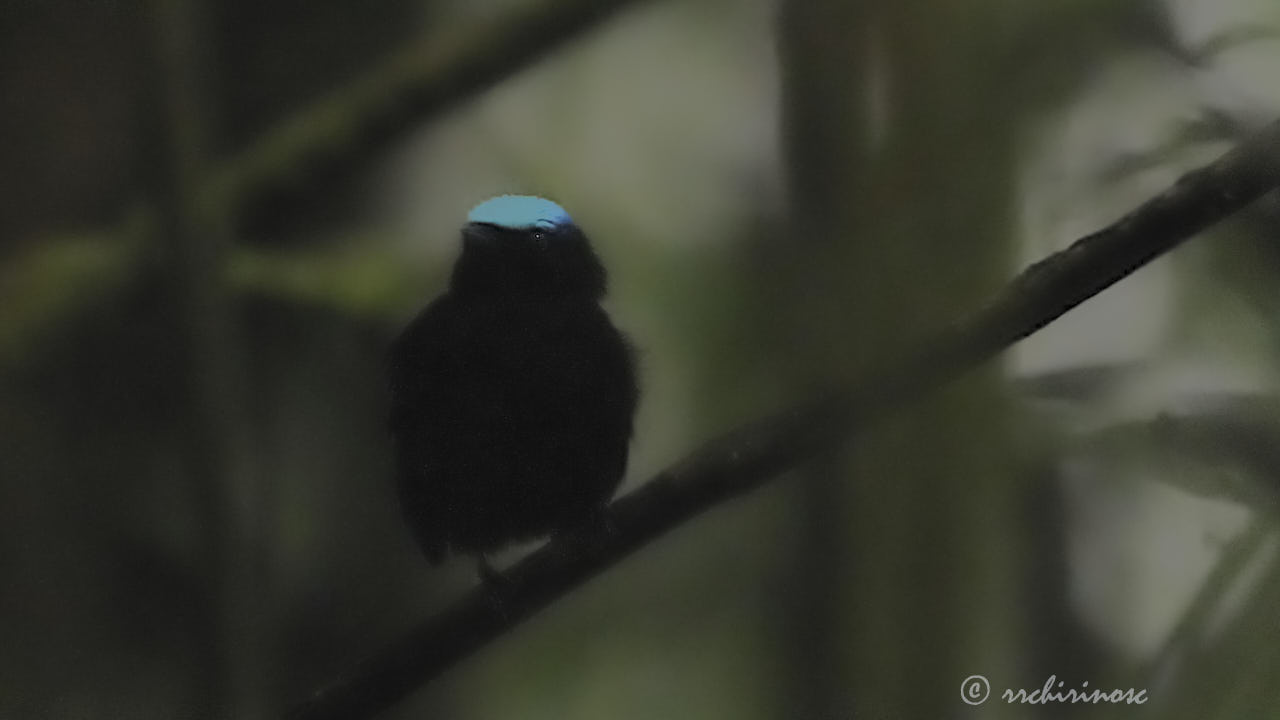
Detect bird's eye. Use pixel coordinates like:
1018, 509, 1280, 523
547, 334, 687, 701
531, 230, 548, 246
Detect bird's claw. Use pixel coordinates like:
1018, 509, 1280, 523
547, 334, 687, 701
477, 556, 515, 619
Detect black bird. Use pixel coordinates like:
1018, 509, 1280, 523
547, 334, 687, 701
388, 196, 637, 576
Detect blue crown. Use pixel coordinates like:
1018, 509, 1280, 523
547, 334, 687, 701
466, 195, 572, 231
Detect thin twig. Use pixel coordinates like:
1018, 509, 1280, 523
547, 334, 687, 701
1141, 519, 1273, 687
285, 121, 1280, 720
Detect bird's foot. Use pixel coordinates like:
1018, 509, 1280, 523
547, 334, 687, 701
476, 556, 514, 619
587, 507, 616, 538
477, 555, 513, 588
563, 507, 616, 542
548, 508, 616, 561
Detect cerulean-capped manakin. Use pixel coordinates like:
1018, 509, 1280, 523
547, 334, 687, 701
388, 196, 638, 576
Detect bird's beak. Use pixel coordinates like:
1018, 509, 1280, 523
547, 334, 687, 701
462, 222, 500, 250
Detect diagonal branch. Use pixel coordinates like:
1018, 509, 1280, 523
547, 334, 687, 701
285, 120, 1280, 720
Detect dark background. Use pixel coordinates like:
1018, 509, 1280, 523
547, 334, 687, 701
3, 0, 1280, 718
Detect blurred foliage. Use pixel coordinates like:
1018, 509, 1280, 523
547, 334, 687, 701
1076, 396, 1280, 509
0, 225, 147, 367
229, 237, 435, 320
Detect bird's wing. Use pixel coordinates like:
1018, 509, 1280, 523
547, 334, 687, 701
386, 296, 455, 436
386, 296, 458, 563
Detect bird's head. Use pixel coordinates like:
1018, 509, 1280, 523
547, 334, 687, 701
450, 195, 607, 300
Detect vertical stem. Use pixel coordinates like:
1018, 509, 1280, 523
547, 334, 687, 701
146, 1, 265, 717
774, 3, 874, 717
774, 0, 1026, 716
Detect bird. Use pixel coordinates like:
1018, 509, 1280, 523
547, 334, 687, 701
388, 195, 638, 579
